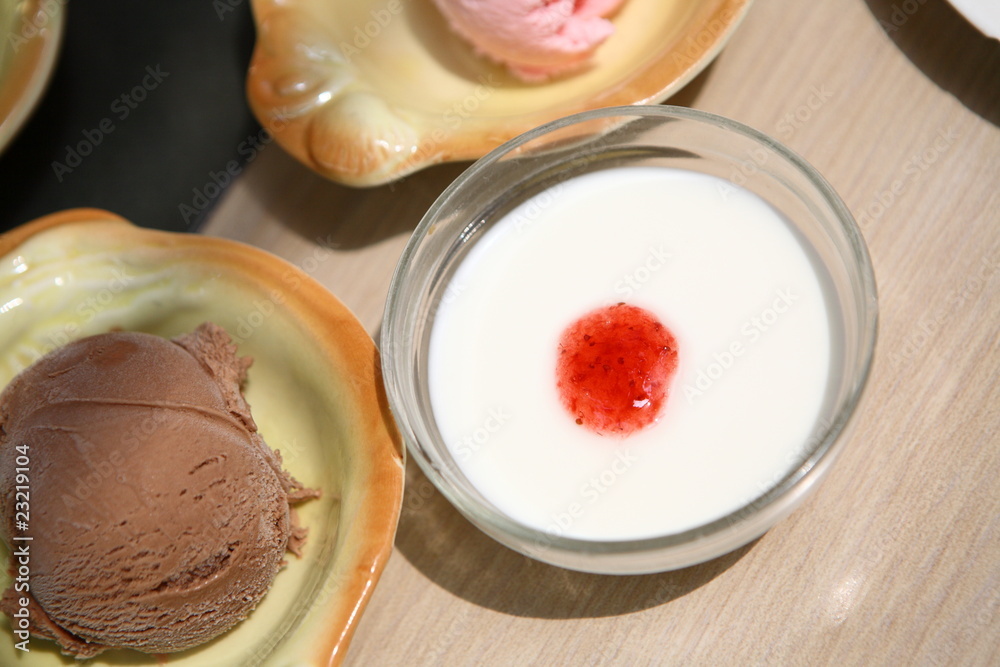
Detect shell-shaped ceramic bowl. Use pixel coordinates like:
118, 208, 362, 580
0, 0, 64, 152
0, 210, 405, 666
246, 0, 752, 186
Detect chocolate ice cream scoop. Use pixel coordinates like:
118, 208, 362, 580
0, 323, 319, 658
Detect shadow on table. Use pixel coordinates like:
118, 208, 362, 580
239, 146, 472, 250
863, 0, 1000, 127
662, 62, 715, 110
394, 459, 756, 619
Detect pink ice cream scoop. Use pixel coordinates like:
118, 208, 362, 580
431, 0, 627, 82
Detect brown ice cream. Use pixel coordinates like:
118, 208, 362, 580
0, 323, 319, 658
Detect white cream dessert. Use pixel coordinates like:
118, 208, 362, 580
428, 166, 836, 542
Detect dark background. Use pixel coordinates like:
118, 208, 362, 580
0, 0, 261, 234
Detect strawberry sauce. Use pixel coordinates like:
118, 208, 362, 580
556, 303, 678, 437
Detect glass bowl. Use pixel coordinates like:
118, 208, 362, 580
381, 105, 877, 575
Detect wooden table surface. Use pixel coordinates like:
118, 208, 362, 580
203, 0, 1000, 664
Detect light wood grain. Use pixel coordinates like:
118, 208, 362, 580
202, 0, 1000, 663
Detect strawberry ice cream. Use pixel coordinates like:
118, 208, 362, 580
431, 0, 627, 82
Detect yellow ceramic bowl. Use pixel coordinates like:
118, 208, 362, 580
0, 210, 404, 666
247, 0, 751, 186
